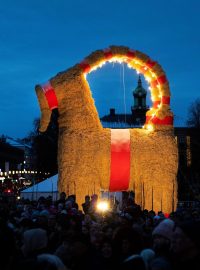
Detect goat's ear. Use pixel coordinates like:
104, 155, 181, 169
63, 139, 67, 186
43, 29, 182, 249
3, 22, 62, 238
35, 85, 52, 132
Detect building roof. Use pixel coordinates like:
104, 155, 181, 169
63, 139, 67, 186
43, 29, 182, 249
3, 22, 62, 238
21, 174, 58, 193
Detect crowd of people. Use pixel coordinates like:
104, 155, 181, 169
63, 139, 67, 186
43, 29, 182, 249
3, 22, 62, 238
0, 191, 200, 270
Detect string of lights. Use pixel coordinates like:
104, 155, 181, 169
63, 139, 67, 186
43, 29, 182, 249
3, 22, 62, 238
0, 171, 50, 176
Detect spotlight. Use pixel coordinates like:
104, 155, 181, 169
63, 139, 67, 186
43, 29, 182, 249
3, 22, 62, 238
96, 200, 109, 213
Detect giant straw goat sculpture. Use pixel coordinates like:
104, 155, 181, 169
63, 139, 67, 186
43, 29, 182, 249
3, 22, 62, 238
35, 46, 178, 213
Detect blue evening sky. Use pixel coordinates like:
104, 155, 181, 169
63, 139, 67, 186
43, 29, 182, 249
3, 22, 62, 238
0, 0, 199, 138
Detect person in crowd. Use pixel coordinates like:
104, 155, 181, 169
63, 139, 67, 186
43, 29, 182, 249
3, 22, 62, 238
171, 220, 200, 270
112, 225, 144, 266
150, 257, 172, 270
140, 248, 155, 270
21, 228, 48, 258
65, 200, 73, 215
1, 192, 200, 270
109, 195, 120, 212
122, 254, 146, 270
151, 218, 175, 270
37, 253, 68, 270
68, 194, 79, 210
0, 217, 18, 270
89, 194, 98, 212
82, 195, 91, 214
14, 228, 48, 270
56, 192, 67, 206
91, 236, 117, 270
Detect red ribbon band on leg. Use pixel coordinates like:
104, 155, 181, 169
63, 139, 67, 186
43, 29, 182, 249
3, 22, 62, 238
109, 129, 130, 191
41, 82, 58, 110
145, 115, 173, 125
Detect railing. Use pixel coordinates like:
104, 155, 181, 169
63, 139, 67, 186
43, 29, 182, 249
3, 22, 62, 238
177, 201, 200, 208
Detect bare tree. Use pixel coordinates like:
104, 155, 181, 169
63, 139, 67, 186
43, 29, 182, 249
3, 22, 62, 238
187, 98, 200, 128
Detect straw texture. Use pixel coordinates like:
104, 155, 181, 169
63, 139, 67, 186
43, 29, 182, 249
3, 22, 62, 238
35, 46, 178, 212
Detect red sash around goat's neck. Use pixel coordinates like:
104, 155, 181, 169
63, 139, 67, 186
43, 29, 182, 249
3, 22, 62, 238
109, 129, 131, 191
41, 81, 58, 110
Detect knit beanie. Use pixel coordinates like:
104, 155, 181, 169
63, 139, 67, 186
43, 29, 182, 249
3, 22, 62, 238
37, 254, 67, 270
22, 228, 48, 257
152, 219, 175, 242
140, 248, 155, 269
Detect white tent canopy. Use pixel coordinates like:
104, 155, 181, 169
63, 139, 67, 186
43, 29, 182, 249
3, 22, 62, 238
20, 174, 123, 204
20, 174, 59, 201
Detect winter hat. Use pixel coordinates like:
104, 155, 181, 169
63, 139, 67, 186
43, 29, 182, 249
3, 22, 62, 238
40, 209, 49, 217
153, 215, 161, 220
37, 254, 67, 270
140, 248, 155, 269
22, 228, 48, 257
152, 219, 175, 242
123, 254, 146, 270
61, 209, 67, 215
31, 210, 40, 219
178, 220, 200, 247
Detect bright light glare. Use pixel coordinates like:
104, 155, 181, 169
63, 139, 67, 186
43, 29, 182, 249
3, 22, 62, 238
147, 124, 154, 131
96, 200, 109, 212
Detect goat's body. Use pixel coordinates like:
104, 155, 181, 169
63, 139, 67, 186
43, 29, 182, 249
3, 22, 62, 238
58, 128, 178, 213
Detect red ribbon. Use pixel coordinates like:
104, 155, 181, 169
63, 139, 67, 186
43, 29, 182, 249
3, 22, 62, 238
41, 82, 58, 110
151, 75, 167, 88
145, 115, 173, 125
127, 49, 135, 59
103, 48, 113, 59
151, 80, 159, 88
153, 101, 161, 108
146, 59, 156, 68
110, 129, 130, 191
153, 116, 173, 125
145, 116, 151, 124
157, 75, 167, 85
79, 60, 91, 73
139, 66, 147, 73
162, 96, 170, 105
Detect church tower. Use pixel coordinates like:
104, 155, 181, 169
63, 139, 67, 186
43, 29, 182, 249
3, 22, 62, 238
131, 75, 149, 125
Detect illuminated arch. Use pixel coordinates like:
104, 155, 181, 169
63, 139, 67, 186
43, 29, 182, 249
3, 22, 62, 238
78, 45, 173, 131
